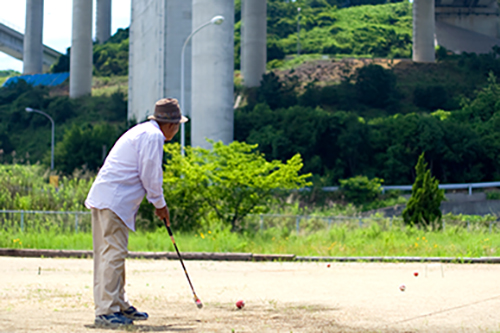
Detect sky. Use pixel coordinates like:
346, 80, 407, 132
0, 0, 131, 72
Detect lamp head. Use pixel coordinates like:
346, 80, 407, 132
211, 15, 224, 25
25, 107, 34, 112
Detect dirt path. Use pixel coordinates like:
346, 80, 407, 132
1, 257, 499, 332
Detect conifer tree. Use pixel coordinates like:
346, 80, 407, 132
402, 153, 445, 229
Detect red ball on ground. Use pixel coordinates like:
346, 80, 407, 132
414, 271, 419, 277
236, 300, 245, 309
327, 264, 331, 268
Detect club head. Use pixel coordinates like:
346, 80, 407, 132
195, 298, 203, 309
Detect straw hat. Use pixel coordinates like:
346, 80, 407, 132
147, 98, 188, 123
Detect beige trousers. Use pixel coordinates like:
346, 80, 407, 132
92, 208, 132, 316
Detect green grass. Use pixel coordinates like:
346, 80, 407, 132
2, 219, 498, 258
0, 76, 8, 86
92, 75, 128, 96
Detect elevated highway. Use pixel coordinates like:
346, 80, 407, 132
0, 22, 61, 72
436, 20, 500, 54
436, 0, 500, 53
414, 0, 500, 61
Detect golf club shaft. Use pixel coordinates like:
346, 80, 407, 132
163, 219, 201, 305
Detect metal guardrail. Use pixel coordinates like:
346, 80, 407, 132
321, 181, 500, 195
0, 210, 90, 233
0, 210, 498, 234
248, 213, 498, 233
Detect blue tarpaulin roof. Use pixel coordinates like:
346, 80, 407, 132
2, 72, 69, 87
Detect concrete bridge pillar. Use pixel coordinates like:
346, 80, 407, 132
70, 0, 93, 98
96, 0, 112, 44
241, 0, 267, 87
191, 0, 234, 149
128, 0, 192, 123
23, 0, 44, 74
413, 0, 435, 63
166, 0, 193, 117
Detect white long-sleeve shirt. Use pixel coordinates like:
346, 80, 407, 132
85, 120, 167, 231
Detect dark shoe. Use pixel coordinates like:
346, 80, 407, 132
122, 306, 149, 321
95, 312, 133, 327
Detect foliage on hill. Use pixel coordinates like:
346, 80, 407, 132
51, 28, 129, 76
0, 80, 128, 168
234, 0, 411, 68
0, 70, 20, 86
3, 50, 500, 187
235, 67, 500, 185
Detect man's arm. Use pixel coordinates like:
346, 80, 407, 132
137, 133, 168, 219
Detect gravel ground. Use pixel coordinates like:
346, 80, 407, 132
0, 257, 499, 333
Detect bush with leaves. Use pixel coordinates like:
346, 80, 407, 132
54, 123, 121, 174
154, 141, 311, 232
454, 72, 500, 122
246, 72, 299, 110
402, 153, 445, 229
339, 175, 383, 206
0, 164, 93, 211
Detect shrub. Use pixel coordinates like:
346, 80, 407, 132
250, 72, 299, 110
402, 153, 445, 229
339, 175, 383, 206
157, 141, 311, 232
486, 191, 500, 200
54, 123, 121, 174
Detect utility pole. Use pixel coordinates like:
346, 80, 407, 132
297, 7, 301, 56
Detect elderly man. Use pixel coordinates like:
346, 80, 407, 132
85, 98, 188, 327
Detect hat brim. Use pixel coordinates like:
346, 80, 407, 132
148, 115, 189, 123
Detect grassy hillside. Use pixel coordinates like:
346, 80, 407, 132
279, 2, 412, 57
234, 1, 412, 68
0, 70, 20, 87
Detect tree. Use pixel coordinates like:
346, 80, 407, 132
355, 64, 398, 108
402, 153, 445, 229
54, 123, 120, 174
161, 141, 311, 232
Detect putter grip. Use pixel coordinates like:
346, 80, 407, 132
164, 219, 173, 236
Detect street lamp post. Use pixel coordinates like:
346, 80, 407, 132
26, 107, 55, 170
297, 7, 301, 56
180, 15, 225, 156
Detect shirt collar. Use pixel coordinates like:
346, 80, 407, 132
149, 120, 160, 129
